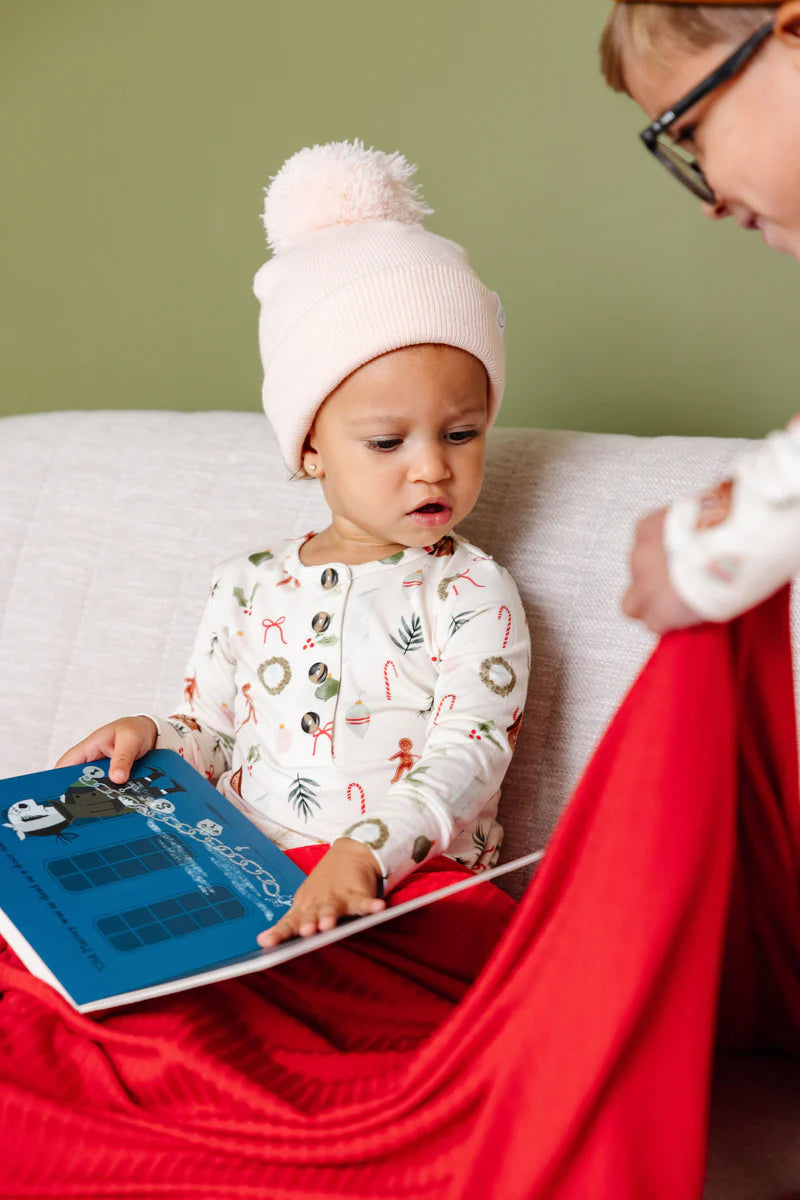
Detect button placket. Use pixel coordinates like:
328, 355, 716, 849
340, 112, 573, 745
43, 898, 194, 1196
302, 566, 348, 757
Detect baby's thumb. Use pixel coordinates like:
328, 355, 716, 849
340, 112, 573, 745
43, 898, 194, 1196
109, 738, 138, 784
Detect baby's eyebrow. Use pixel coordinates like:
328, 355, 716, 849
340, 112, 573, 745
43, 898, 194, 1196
345, 407, 487, 428
345, 414, 403, 427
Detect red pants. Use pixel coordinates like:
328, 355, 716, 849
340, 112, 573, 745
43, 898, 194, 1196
1, 590, 798, 1199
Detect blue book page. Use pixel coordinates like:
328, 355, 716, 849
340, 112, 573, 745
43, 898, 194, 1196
0, 750, 305, 1006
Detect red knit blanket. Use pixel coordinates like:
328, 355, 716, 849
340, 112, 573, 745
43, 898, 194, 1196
1, 590, 798, 1199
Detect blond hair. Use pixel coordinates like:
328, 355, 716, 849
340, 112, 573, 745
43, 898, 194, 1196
600, 4, 776, 94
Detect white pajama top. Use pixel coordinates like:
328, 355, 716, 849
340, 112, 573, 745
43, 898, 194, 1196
152, 533, 530, 892
665, 416, 800, 621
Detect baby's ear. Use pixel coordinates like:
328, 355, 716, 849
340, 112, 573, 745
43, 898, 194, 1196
775, 1, 800, 47
300, 433, 323, 479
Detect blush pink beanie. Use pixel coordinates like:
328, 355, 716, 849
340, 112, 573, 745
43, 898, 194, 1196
253, 140, 506, 474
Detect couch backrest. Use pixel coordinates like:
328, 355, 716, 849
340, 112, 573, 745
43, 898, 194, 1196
2, 411, 796, 895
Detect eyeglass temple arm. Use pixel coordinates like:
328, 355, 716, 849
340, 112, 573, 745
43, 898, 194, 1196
644, 20, 774, 143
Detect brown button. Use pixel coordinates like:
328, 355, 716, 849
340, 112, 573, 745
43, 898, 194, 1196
312, 612, 331, 634
301, 712, 321, 734
308, 662, 328, 684
321, 568, 338, 589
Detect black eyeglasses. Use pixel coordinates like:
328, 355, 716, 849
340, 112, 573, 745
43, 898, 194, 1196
640, 21, 773, 203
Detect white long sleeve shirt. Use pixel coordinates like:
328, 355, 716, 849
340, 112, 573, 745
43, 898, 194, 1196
152, 533, 530, 893
665, 417, 800, 621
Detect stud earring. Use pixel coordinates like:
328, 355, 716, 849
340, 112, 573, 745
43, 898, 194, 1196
307, 462, 316, 473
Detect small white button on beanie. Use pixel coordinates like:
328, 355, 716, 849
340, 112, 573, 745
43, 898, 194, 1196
253, 140, 506, 474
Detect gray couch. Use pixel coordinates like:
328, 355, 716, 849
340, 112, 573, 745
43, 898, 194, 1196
1, 410, 798, 1198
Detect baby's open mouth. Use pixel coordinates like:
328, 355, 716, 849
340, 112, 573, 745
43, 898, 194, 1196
408, 500, 453, 526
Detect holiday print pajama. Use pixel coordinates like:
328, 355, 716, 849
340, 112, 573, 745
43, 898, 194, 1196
151, 533, 530, 892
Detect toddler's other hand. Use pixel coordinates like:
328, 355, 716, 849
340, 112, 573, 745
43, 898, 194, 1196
622, 509, 702, 635
258, 838, 385, 948
56, 716, 158, 784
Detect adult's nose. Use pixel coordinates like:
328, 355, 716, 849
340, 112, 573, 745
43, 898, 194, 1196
701, 198, 730, 221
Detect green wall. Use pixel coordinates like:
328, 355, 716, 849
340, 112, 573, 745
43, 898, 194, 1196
1, 0, 797, 437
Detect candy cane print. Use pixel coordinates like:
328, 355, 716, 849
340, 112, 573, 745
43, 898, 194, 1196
434, 694, 456, 725
384, 659, 398, 699
497, 605, 512, 649
347, 782, 366, 815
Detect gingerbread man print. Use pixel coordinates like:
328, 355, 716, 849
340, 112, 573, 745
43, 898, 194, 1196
388, 737, 420, 784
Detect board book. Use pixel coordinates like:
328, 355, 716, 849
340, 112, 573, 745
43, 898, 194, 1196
0, 749, 543, 1014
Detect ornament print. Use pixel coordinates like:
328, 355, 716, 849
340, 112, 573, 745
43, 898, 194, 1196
345, 698, 371, 738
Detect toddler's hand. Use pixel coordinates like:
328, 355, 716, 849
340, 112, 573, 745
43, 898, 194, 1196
258, 839, 385, 948
56, 717, 158, 784
622, 509, 702, 635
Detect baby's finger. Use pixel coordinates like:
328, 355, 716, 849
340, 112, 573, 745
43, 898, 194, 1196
56, 731, 115, 769
621, 583, 642, 620
257, 909, 304, 948
55, 743, 95, 769
344, 895, 386, 918
108, 742, 138, 784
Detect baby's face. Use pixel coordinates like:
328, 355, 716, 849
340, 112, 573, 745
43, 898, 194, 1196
305, 344, 488, 562
626, 32, 800, 260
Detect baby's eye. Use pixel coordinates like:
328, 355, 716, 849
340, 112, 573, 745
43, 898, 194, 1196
365, 437, 403, 452
445, 429, 479, 444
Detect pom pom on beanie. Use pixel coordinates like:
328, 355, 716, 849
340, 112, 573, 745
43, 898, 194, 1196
262, 140, 433, 253
253, 140, 506, 474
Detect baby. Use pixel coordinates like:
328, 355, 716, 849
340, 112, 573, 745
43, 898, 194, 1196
57, 140, 530, 947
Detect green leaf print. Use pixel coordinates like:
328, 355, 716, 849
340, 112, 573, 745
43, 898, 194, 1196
232, 584, 260, 610
472, 824, 488, 856
474, 720, 504, 750
389, 613, 424, 655
314, 676, 339, 702
288, 775, 321, 821
447, 610, 477, 639
403, 765, 430, 787
248, 550, 274, 567
213, 733, 235, 753
379, 550, 405, 565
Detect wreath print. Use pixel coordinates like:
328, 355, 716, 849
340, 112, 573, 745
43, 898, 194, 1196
479, 655, 517, 697
343, 817, 389, 850
257, 656, 292, 695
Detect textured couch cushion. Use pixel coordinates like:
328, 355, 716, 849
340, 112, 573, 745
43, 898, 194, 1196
2, 409, 798, 890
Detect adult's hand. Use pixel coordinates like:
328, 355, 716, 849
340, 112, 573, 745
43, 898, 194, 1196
622, 509, 703, 635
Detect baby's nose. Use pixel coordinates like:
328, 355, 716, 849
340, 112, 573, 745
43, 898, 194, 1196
411, 445, 449, 482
